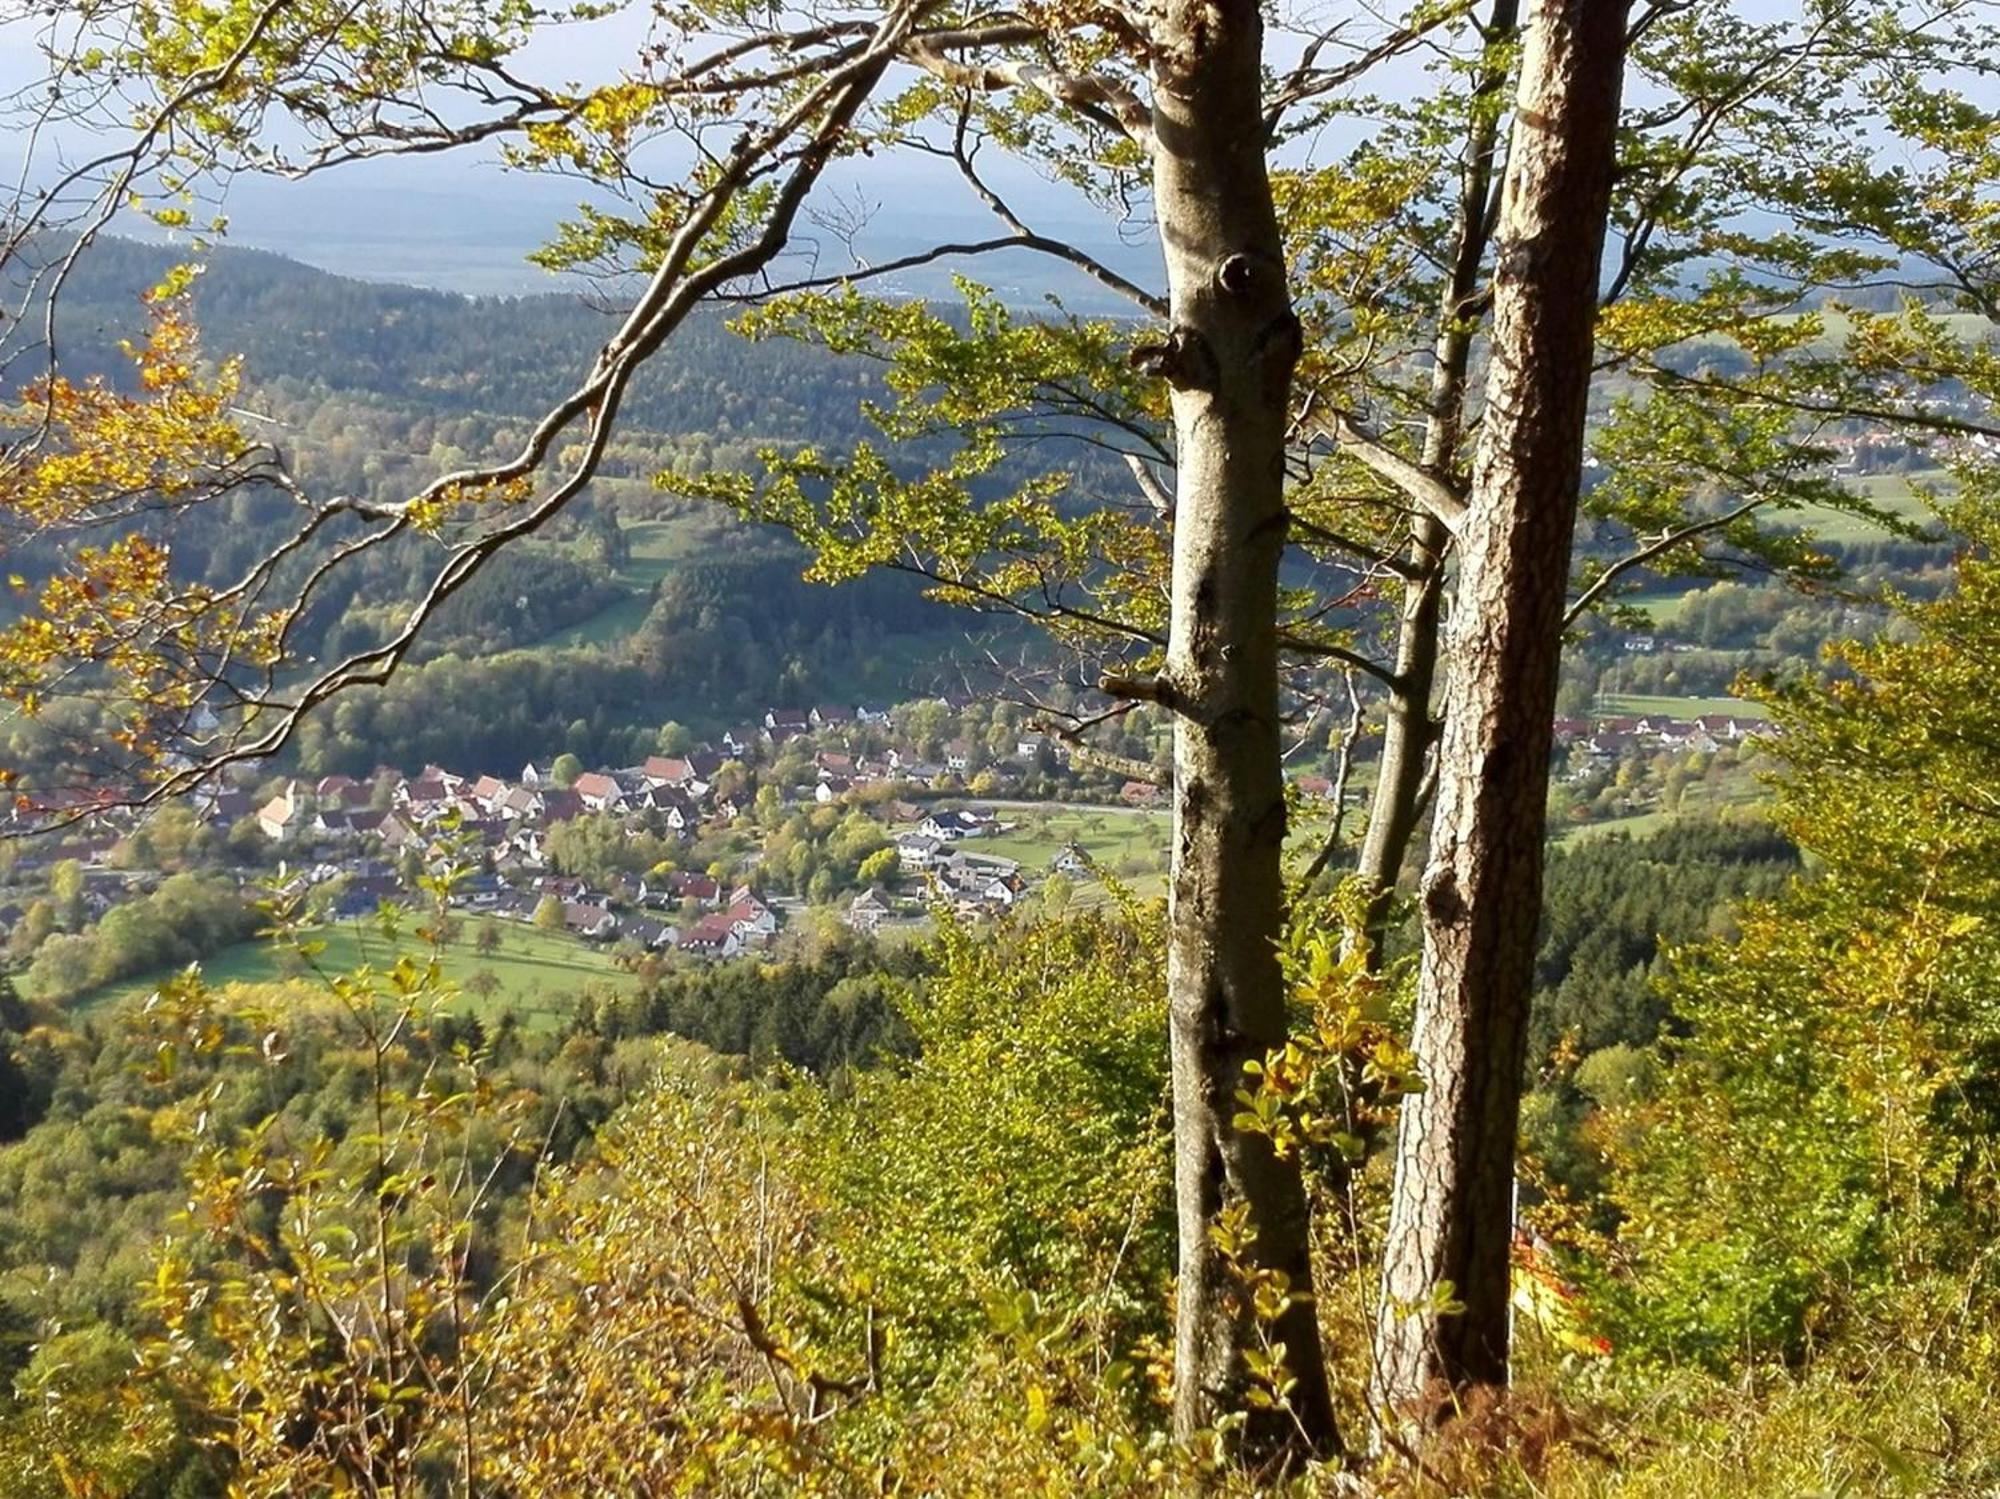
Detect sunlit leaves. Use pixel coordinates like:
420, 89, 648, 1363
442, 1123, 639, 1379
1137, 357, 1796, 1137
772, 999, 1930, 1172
668, 281, 1176, 654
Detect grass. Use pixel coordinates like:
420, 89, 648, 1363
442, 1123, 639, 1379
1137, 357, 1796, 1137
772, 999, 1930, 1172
76, 920, 635, 1029
1595, 692, 1770, 720
1555, 756, 1769, 846
968, 807, 1170, 895
1790, 468, 1950, 545
538, 517, 706, 649
1554, 809, 1677, 847
1773, 305, 1996, 348
1625, 590, 1697, 625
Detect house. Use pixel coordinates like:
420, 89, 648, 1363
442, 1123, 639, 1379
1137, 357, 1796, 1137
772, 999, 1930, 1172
315, 774, 359, 804
642, 755, 695, 787
495, 786, 543, 821
309, 809, 359, 841
521, 761, 553, 787
563, 902, 619, 940
468, 774, 511, 810
1119, 780, 1163, 807
1695, 713, 1760, 741
678, 914, 742, 960
622, 916, 679, 951
944, 738, 975, 773
257, 783, 301, 841
847, 887, 893, 933
661, 871, 723, 907
399, 776, 453, 818
814, 751, 855, 778
376, 814, 423, 854
919, 809, 990, 842
722, 897, 779, 942
810, 704, 854, 727
572, 772, 624, 813
202, 789, 258, 828
333, 874, 408, 919
1581, 731, 1645, 760
1051, 843, 1091, 876
540, 789, 586, 823
896, 832, 945, 870
1293, 774, 1335, 800
764, 708, 811, 733
634, 785, 699, 831
974, 873, 1025, 907
419, 765, 465, 795
814, 778, 852, 804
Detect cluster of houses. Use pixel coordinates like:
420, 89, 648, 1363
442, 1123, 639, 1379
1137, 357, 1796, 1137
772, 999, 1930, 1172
1554, 709, 1768, 769
852, 806, 1029, 928
480, 871, 783, 961
3, 694, 1121, 973
225, 748, 790, 959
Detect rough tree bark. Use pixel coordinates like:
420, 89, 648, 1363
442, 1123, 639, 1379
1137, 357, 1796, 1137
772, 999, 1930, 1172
1373, 0, 1630, 1424
1348, 0, 1519, 968
1141, 0, 1340, 1463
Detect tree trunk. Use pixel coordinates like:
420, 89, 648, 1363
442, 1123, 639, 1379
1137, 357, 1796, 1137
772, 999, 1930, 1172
1373, 0, 1629, 1424
1146, 0, 1340, 1464
1348, 0, 1519, 968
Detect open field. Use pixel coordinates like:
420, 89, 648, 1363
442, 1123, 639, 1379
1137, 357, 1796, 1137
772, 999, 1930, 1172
1625, 589, 1698, 625
974, 805, 1169, 880
1775, 307, 1996, 348
75, 921, 635, 1028
1793, 469, 1949, 545
539, 517, 710, 648
1595, 692, 1771, 720
1555, 755, 1769, 846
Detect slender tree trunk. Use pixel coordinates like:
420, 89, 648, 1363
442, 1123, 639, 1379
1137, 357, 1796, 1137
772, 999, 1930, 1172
1373, 0, 1629, 1424
1348, 0, 1519, 967
1144, 0, 1340, 1463
1351, 527, 1444, 957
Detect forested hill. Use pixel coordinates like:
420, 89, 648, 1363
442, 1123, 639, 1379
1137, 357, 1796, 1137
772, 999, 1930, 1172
1, 241, 1017, 776
49, 237, 882, 446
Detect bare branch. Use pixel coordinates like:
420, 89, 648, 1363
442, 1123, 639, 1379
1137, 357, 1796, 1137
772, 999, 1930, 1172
1309, 409, 1470, 533
1563, 497, 1766, 626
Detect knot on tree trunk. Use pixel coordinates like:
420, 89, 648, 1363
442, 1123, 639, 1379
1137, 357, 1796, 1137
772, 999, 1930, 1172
1253, 310, 1305, 394
1421, 865, 1467, 928
1128, 326, 1218, 390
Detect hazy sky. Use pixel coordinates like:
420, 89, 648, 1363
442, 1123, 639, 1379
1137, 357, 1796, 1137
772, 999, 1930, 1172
0, 5, 1176, 303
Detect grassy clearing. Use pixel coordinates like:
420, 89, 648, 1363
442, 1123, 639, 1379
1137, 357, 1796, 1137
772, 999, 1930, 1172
1554, 809, 1678, 846
1555, 757, 1770, 846
974, 806, 1169, 873
76, 920, 634, 1028
1794, 468, 1950, 544
1596, 692, 1770, 720
535, 514, 733, 649
1625, 589, 1697, 625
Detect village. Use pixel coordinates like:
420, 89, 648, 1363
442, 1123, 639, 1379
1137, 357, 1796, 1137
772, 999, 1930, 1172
0, 691, 1774, 1005
1, 699, 1154, 986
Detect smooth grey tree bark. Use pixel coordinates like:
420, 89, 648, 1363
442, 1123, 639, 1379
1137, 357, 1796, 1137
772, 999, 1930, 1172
1139, 0, 1341, 1463
1373, 0, 1631, 1425
1347, 0, 1519, 968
